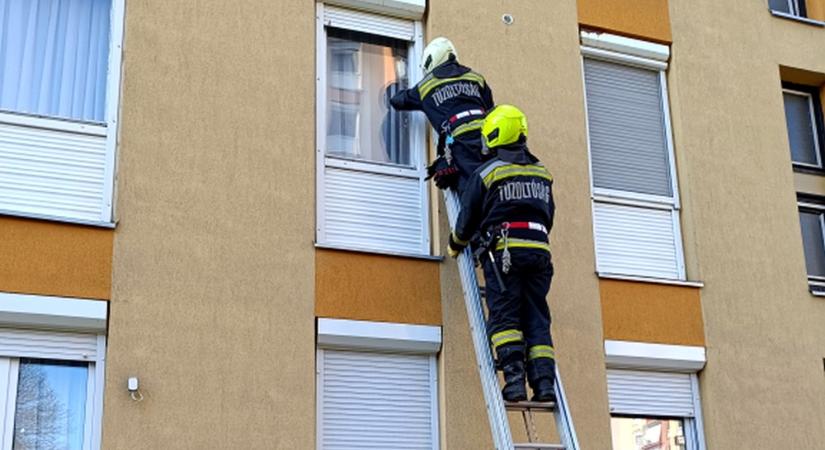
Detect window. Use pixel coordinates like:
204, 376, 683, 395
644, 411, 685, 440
580, 31, 685, 280
316, 319, 441, 450
608, 370, 705, 450
797, 198, 825, 292
782, 86, 824, 169
0, 0, 124, 226
0, 329, 105, 450
769, 0, 808, 17
316, 5, 428, 256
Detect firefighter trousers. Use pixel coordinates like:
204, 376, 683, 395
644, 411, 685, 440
482, 248, 556, 383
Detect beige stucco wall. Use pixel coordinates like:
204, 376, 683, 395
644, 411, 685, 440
432, 1, 612, 448
103, 1, 317, 448
668, 0, 825, 447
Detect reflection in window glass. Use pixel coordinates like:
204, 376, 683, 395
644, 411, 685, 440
13, 359, 89, 450
611, 417, 686, 450
783, 91, 820, 167
326, 28, 411, 166
799, 210, 825, 277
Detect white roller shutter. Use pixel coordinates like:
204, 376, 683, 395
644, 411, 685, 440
607, 369, 696, 418
324, 5, 415, 41
0, 328, 99, 361
583, 58, 673, 197
323, 167, 425, 255
593, 202, 681, 279
318, 349, 438, 450
0, 119, 110, 224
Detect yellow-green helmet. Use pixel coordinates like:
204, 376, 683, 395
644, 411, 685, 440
481, 105, 528, 152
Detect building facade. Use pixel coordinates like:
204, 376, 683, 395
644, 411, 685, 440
0, 0, 824, 448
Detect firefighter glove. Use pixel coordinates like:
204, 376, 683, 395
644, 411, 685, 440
447, 233, 467, 258
426, 156, 459, 190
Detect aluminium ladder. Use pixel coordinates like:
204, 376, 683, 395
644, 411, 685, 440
444, 189, 580, 450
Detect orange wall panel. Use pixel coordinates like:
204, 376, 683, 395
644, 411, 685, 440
808, 0, 825, 22
600, 279, 704, 346
315, 249, 441, 325
0, 217, 113, 299
577, 0, 672, 44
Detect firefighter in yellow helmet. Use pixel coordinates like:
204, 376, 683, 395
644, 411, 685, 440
390, 37, 494, 193
448, 105, 557, 402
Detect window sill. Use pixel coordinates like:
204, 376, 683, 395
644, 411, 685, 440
598, 272, 704, 288
770, 10, 825, 27
808, 279, 825, 296
0, 211, 116, 229
315, 243, 443, 262
793, 165, 825, 176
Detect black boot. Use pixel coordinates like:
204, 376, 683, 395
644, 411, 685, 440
530, 377, 556, 403
497, 344, 527, 402
527, 358, 557, 403
501, 360, 527, 402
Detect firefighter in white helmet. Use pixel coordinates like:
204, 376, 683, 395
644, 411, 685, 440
390, 37, 495, 193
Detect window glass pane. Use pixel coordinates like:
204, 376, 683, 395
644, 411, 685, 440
799, 211, 825, 277
583, 59, 673, 197
783, 92, 819, 166
769, 0, 793, 13
0, 0, 112, 122
13, 359, 89, 450
326, 28, 411, 166
611, 417, 687, 450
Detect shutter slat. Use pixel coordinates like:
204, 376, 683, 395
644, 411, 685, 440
323, 167, 425, 254
0, 120, 107, 222
584, 58, 673, 197
607, 370, 695, 418
593, 202, 680, 279
320, 350, 435, 450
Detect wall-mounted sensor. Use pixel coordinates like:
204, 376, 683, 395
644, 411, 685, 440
502, 14, 514, 25
128, 376, 144, 402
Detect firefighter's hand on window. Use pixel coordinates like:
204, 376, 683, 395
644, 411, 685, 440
426, 156, 459, 190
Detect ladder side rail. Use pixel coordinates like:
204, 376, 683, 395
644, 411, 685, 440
444, 190, 514, 450
552, 366, 580, 450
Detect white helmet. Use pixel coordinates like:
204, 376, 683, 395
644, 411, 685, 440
421, 37, 457, 75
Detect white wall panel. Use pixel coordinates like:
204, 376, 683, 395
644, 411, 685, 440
0, 119, 109, 223
323, 167, 426, 255
593, 201, 680, 279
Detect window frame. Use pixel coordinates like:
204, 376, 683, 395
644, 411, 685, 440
797, 199, 825, 293
315, 319, 441, 450
604, 340, 708, 450
0, 333, 106, 450
607, 373, 705, 450
782, 85, 825, 171
315, 3, 430, 257
0, 0, 125, 227
770, 0, 807, 17
580, 33, 686, 281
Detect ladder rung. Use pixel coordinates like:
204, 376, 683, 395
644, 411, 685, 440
505, 401, 556, 412
514, 444, 565, 450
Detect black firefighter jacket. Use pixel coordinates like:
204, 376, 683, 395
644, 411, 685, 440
390, 59, 494, 134
451, 144, 555, 252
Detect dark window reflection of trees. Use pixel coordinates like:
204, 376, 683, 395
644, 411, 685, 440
13, 360, 87, 450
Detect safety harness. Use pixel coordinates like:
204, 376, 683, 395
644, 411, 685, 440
440, 108, 486, 164
474, 221, 549, 272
